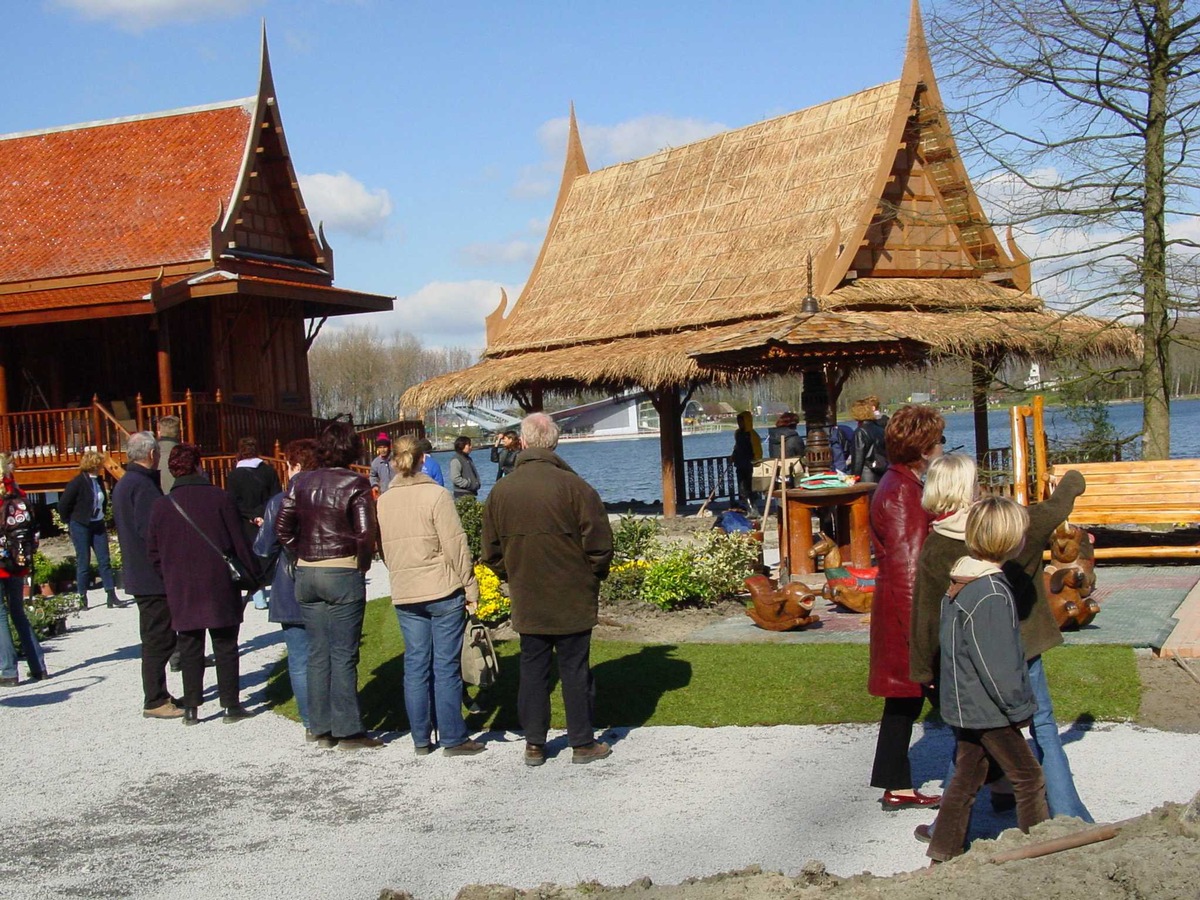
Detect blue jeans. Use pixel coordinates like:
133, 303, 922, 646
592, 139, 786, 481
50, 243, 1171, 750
295, 567, 366, 739
69, 520, 114, 597
1, 576, 46, 679
395, 592, 468, 749
281, 623, 310, 730
1027, 655, 1093, 821
251, 586, 270, 611
942, 656, 1093, 822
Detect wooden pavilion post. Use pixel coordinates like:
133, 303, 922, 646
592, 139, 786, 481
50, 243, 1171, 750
971, 352, 1000, 461
651, 387, 683, 518
155, 314, 173, 404
0, 340, 8, 416
801, 366, 832, 472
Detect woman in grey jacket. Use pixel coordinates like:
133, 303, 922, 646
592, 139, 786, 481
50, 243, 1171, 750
449, 436, 481, 499
925, 497, 1049, 863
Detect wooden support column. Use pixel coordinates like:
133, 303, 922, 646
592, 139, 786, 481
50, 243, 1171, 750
0, 337, 9, 416
155, 314, 174, 404
801, 366, 832, 472
971, 353, 999, 461
652, 387, 684, 518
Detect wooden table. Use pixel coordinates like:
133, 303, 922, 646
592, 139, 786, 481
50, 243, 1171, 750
778, 482, 876, 575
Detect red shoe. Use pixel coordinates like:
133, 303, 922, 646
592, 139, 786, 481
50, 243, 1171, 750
881, 790, 940, 810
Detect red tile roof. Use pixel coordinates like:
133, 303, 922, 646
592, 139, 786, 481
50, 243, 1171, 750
0, 100, 253, 284
0, 279, 156, 324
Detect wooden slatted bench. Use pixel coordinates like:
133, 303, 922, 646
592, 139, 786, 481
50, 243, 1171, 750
1047, 459, 1200, 559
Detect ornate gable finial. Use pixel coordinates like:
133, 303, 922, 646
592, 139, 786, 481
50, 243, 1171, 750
902, 0, 933, 88
565, 102, 589, 180
486, 288, 511, 347
259, 19, 276, 102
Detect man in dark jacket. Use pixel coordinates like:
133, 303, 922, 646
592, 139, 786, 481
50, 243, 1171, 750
113, 431, 181, 719
482, 413, 614, 767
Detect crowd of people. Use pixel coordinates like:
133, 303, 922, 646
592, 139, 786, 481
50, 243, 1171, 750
0, 403, 1095, 855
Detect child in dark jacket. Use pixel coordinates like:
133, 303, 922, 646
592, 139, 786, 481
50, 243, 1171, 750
925, 496, 1049, 862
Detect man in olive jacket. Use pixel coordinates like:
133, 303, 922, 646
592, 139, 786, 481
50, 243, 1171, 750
482, 412, 614, 767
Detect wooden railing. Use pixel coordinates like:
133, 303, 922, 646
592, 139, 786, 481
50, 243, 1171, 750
684, 455, 737, 504
0, 398, 131, 466
134, 390, 336, 454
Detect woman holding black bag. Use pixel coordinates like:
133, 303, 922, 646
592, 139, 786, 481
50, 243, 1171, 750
147, 443, 259, 724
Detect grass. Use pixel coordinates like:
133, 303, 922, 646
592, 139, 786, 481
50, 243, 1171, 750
265, 598, 1142, 731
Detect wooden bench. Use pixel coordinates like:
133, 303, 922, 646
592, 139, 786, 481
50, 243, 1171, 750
1047, 460, 1200, 559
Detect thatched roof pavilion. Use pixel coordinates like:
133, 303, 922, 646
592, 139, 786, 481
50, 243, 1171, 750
404, 1, 1133, 514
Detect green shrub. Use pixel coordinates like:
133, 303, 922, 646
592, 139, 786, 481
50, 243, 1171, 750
600, 560, 649, 605
612, 514, 662, 563
692, 530, 761, 601
31, 551, 54, 587
641, 547, 706, 610
455, 495, 484, 561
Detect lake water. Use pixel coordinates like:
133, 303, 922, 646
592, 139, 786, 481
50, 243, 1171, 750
432, 398, 1200, 505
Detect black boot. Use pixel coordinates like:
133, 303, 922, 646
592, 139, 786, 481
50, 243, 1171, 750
106, 591, 125, 608
182, 707, 200, 726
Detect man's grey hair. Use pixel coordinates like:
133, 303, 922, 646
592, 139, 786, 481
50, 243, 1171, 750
157, 415, 181, 440
126, 431, 158, 464
521, 413, 559, 450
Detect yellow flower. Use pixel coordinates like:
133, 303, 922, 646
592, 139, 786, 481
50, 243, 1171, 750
473, 563, 511, 624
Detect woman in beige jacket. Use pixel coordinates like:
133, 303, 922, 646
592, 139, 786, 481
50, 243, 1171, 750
378, 435, 485, 757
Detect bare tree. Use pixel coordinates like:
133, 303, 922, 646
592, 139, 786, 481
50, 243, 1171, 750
929, 0, 1200, 457
308, 324, 480, 422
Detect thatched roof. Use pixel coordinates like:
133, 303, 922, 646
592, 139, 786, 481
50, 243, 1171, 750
402, 2, 1131, 412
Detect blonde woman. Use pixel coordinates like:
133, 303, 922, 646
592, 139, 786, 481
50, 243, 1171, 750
1, 454, 47, 685
910, 453, 1093, 826
58, 450, 120, 609
378, 435, 485, 757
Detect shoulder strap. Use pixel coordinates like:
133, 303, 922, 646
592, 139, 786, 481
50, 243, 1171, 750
168, 495, 229, 563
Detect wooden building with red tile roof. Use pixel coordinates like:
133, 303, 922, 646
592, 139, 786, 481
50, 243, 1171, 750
0, 34, 394, 489
0, 33, 390, 417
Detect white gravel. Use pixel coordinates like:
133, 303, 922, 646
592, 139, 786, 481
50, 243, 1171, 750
3, 563, 1198, 900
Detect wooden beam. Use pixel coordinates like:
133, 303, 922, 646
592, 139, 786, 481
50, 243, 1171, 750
0, 338, 8, 416
156, 314, 173, 404
652, 388, 683, 518
972, 356, 992, 461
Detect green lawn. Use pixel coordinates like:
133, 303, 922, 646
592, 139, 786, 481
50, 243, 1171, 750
264, 597, 1141, 731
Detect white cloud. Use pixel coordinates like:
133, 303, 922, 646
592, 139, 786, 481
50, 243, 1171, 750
298, 171, 392, 239
539, 113, 728, 166
53, 0, 258, 30
332, 280, 520, 349
510, 113, 728, 198
458, 240, 539, 268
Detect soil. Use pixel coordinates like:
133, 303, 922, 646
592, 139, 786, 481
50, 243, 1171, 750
1136, 654, 1200, 732
389, 795, 1200, 900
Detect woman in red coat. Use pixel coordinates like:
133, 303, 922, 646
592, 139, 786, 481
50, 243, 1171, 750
867, 405, 945, 809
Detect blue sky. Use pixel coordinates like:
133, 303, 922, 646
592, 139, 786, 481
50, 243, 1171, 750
5, 0, 930, 349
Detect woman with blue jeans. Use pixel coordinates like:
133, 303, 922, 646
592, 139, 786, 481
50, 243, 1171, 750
58, 450, 120, 609
910, 455, 1092, 830
255, 438, 320, 737
1, 454, 47, 685
378, 435, 485, 757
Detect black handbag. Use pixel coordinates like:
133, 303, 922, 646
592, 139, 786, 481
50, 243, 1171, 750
168, 497, 259, 592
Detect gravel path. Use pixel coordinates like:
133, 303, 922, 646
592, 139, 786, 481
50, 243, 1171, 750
3, 566, 1199, 900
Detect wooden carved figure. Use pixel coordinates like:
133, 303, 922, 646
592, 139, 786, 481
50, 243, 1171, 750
1044, 521, 1100, 629
744, 575, 821, 631
810, 532, 877, 614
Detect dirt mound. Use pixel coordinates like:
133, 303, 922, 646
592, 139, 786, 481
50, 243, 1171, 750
386, 794, 1200, 900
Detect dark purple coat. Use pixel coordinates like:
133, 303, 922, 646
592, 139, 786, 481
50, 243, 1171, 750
146, 474, 258, 632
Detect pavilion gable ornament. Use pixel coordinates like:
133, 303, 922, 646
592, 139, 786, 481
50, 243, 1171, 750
208, 25, 329, 275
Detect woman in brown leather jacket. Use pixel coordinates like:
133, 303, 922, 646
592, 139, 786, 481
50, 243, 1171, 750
276, 421, 378, 751
867, 404, 944, 809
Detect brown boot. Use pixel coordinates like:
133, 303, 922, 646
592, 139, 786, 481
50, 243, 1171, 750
571, 741, 612, 764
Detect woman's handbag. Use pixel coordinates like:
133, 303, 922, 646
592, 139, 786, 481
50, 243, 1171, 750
461, 615, 500, 688
168, 497, 259, 592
